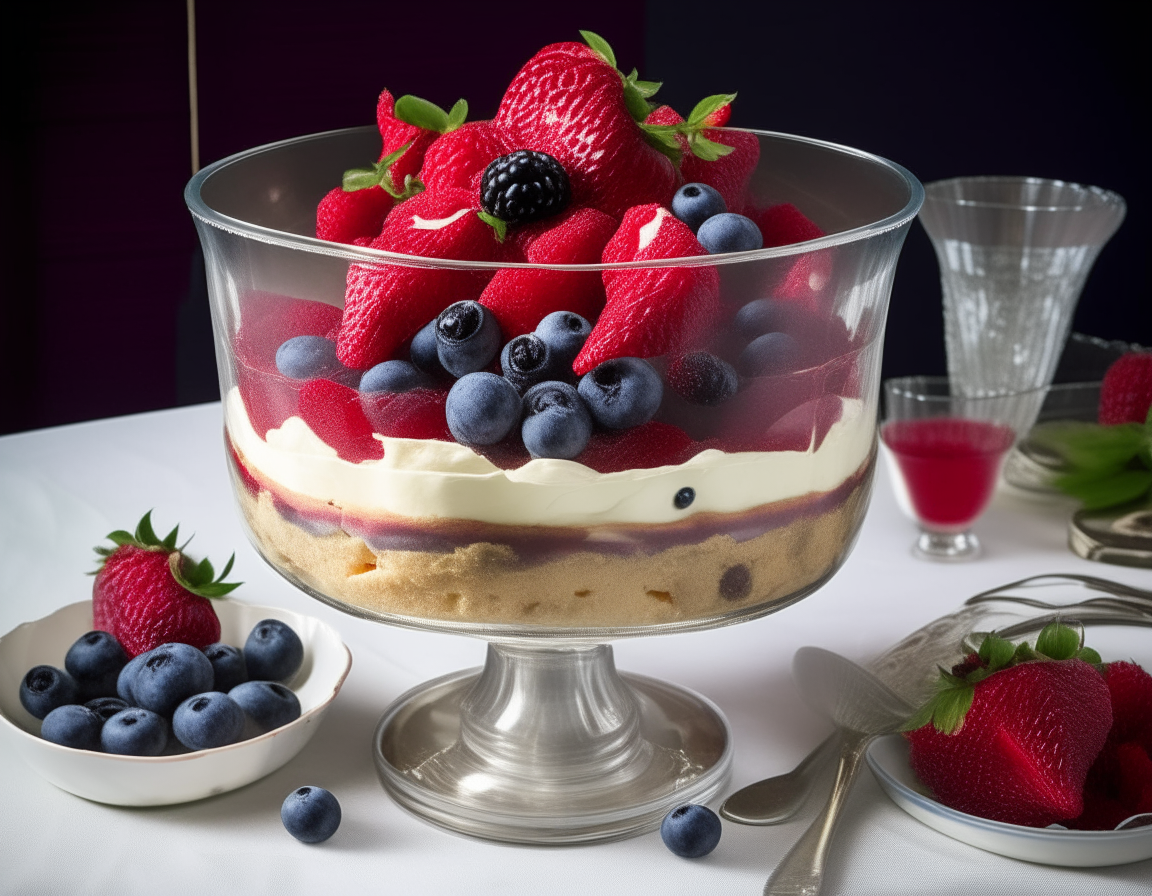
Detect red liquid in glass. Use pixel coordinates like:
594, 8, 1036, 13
882, 418, 1015, 528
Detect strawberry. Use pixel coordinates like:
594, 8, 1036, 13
316, 185, 393, 245
574, 205, 721, 374
233, 293, 344, 438
754, 203, 825, 247
374, 89, 438, 190
904, 622, 1112, 828
1100, 660, 1152, 748
480, 208, 617, 339
360, 387, 452, 441
577, 421, 696, 473
495, 41, 678, 218
298, 378, 384, 463
335, 187, 505, 369
680, 127, 759, 213
92, 512, 240, 657
420, 120, 510, 195
1098, 351, 1152, 425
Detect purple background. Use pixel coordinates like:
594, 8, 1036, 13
2, 2, 1146, 434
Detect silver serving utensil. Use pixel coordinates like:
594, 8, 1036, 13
723, 573, 1152, 826
763, 648, 915, 896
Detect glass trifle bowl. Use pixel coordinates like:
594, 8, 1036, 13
186, 126, 922, 843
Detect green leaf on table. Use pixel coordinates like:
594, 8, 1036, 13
1030, 421, 1149, 471
1055, 467, 1152, 510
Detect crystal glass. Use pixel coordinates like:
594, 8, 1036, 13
919, 177, 1125, 397
186, 127, 922, 843
882, 376, 1045, 561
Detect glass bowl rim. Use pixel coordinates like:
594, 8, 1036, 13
923, 175, 1125, 214
882, 375, 1051, 404
184, 125, 924, 272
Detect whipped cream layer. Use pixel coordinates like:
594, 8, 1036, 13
225, 387, 874, 527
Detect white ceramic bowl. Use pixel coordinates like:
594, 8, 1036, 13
0, 600, 351, 806
866, 622, 1152, 867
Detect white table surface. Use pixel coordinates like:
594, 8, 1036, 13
1, 402, 1149, 895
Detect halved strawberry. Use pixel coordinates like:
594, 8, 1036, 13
904, 623, 1113, 828
335, 188, 504, 370
480, 208, 617, 339
574, 205, 721, 374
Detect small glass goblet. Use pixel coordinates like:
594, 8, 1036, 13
882, 376, 1044, 561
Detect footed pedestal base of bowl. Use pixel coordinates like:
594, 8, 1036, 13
373, 642, 731, 844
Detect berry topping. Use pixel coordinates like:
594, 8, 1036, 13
521, 381, 593, 459
20, 665, 79, 720
671, 183, 726, 233
697, 213, 763, 254
577, 357, 663, 430
577, 421, 695, 473
359, 360, 434, 394
102, 707, 169, 756
275, 336, 355, 385
674, 487, 695, 509
409, 319, 448, 377
298, 379, 385, 463
667, 352, 739, 406
535, 311, 593, 369
435, 301, 503, 377
40, 704, 104, 751
230, 681, 302, 733
244, 619, 305, 683
446, 372, 523, 446
660, 804, 722, 858
1099, 351, 1152, 425
738, 332, 802, 377
481, 150, 571, 225
173, 691, 246, 751
501, 334, 562, 394
282, 786, 342, 844
92, 512, 239, 658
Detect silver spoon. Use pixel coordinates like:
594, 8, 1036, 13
763, 648, 915, 896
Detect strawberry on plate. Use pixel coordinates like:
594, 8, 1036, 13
92, 512, 240, 657
574, 204, 721, 374
904, 621, 1113, 828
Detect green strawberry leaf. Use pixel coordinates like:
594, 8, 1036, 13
106, 530, 136, 547
687, 93, 737, 126
135, 511, 160, 547
342, 167, 383, 192
1076, 646, 1104, 666
476, 210, 507, 243
393, 94, 450, 133
977, 633, 1016, 671
1035, 620, 1082, 660
389, 174, 425, 202
445, 99, 468, 133
1055, 467, 1152, 510
625, 69, 662, 98
580, 30, 616, 68
686, 131, 736, 162
903, 668, 974, 735
623, 79, 655, 123
638, 123, 684, 164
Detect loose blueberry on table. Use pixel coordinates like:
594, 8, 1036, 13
281, 786, 342, 843
660, 803, 722, 857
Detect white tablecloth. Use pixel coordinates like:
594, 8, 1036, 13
1, 403, 1149, 895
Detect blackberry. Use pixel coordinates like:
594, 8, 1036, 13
481, 151, 571, 225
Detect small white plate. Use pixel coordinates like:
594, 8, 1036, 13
0, 600, 351, 806
866, 623, 1152, 867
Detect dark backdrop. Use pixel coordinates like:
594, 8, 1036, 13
2, 1, 1146, 434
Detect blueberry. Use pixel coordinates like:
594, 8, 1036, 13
281, 786, 341, 843
521, 382, 593, 459
229, 681, 302, 733
116, 651, 149, 704
85, 696, 130, 721
64, 630, 128, 700
446, 372, 523, 446
41, 704, 104, 751
674, 487, 696, 509
738, 332, 802, 377
173, 692, 245, 751
19, 665, 78, 720
360, 359, 433, 394
501, 334, 563, 394
719, 564, 753, 601
660, 804, 722, 858
275, 335, 353, 383
101, 708, 169, 756
435, 301, 502, 377
667, 352, 739, 406
697, 213, 763, 254
409, 319, 447, 377
244, 619, 304, 682
535, 311, 592, 369
671, 183, 727, 233
131, 643, 215, 717
203, 643, 248, 693
734, 298, 787, 341
577, 358, 663, 430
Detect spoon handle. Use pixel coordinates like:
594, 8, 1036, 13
763, 729, 870, 896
